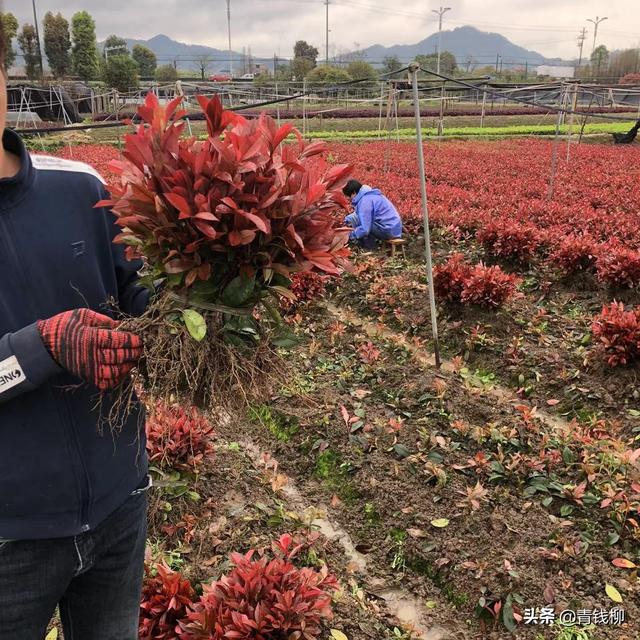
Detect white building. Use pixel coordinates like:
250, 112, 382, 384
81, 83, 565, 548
536, 65, 575, 79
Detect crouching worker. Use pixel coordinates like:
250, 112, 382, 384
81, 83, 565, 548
343, 179, 403, 249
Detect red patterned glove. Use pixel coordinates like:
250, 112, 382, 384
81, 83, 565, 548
37, 309, 143, 391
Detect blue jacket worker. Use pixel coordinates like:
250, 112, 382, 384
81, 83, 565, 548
0, 30, 149, 640
343, 179, 403, 249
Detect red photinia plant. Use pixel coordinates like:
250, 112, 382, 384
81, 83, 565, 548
460, 264, 519, 308
433, 252, 472, 302
145, 403, 215, 471
178, 533, 339, 640
281, 271, 328, 314
591, 301, 640, 367
549, 235, 598, 275
139, 563, 195, 640
596, 243, 640, 289
433, 254, 518, 308
476, 221, 542, 264
98, 93, 351, 300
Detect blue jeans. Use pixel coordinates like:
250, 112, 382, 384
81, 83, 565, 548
0, 487, 148, 640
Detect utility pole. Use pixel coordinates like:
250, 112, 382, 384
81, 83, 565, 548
325, 0, 330, 65
577, 27, 587, 69
226, 0, 233, 78
31, 0, 44, 79
431, 6, 451, 75
587, 16, 607, 56
495, 53, 500, 73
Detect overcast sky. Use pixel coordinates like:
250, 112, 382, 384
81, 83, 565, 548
5, 0, 640, 60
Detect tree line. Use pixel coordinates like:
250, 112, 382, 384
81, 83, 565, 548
0, 10, 172, 91
1, 9, 638, 91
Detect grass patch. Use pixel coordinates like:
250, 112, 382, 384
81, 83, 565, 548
249, 404, 299, 442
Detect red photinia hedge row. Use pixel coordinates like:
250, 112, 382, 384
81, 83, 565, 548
145, 403, 215, 471
138, 535, 339, 640
98, 93, 351, 295
434, 254, 519, 308
591, 302, 640, 367
320, 139, 640, 286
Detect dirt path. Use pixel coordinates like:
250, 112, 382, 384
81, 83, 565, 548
325, 301, 570, 434
235, 434, 462, 640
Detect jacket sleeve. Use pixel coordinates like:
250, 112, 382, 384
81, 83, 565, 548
350, 198, 374, 241
0, 324, 62, 404
98, 186, 150, 318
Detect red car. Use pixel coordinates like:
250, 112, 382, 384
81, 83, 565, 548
209, 73, 232, 82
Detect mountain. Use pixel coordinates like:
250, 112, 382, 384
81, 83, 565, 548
99, 34, 272, 73
360, 26, 547, 68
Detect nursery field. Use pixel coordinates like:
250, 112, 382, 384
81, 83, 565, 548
48, 136, 640, 640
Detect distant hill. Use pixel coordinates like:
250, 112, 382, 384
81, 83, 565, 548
360, 26, 548, 69
99, 34, 272, 74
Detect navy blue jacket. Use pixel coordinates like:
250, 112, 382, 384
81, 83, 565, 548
0, 129, 148, 540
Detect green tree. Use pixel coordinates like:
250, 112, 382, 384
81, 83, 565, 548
382, 55, 403, 77
293, 40, 318, 65
346, 60, 377, 81
102, 54, 139, 91
71, 11, 99, 81
155, 63, 178, 82
17, 24, 41, 80
43, 12, 71, 78
415, 51, 457, 76
0, 12, 19, 70
103, 35, 128, 58
608, 48, 640, 81
305, 64, 351, 84
291, 39, 319, 81
591, 45, 609, 78
132, 44, 156, 76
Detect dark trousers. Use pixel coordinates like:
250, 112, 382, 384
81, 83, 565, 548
0, 489, 147, 640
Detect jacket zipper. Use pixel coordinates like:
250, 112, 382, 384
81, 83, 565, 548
0, 211, 91, 531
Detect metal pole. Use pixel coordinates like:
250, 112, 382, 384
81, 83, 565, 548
302, 78, 307, 137
437, 82, 445, 138
480, 86, 486, 128
432, 6, 451, 76
587, 16, 607, 56
226, 0, 233, 78
566, 82, 578, 162
409, 63, 441, 369
548, 83, 567, 201
325, 0, 329, 65
31, 0, 44, 79
378, 81, 384, 133
577, 28, 587, 70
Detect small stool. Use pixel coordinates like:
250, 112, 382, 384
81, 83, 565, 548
386, 238, 407, 259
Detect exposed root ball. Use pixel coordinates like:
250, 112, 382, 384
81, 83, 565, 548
111, 294, 287, 422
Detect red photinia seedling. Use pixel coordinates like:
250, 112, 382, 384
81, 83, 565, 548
139, 563, 195, 640
591, 301, 640, 367
434, 254, 518, 308
178, 533, 339, 640
145, 403, 215, 471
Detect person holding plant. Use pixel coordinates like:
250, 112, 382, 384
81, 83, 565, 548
0, 34, 149, 640
343, 179, 403, 249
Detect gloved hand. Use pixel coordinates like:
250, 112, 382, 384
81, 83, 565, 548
37, 309, 143, 390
